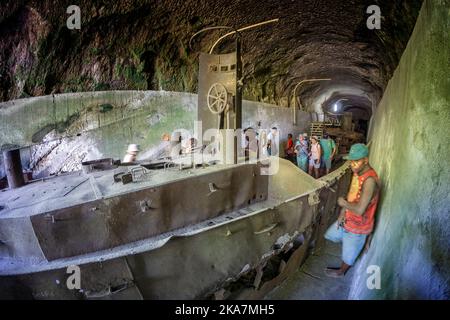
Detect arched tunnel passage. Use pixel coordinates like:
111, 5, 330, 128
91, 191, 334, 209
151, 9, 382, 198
322, 93, 373, 137
0, 0, 449, 303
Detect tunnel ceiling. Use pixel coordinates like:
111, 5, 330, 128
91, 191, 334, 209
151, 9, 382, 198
0, 0, 423, 118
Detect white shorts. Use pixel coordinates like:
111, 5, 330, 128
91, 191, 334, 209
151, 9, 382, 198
309, 158, 320, 169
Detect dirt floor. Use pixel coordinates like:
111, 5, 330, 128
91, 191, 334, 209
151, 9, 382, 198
265, 241, 354, 300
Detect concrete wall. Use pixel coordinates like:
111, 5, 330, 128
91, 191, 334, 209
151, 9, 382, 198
349, 0, 450, 299
242, 100, 312, 142
0, 91, 197, 178
0, 91, 311, 178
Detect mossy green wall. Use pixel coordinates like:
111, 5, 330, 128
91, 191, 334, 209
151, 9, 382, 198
350, 0, 450, 299
0, 91, 197, 177
0, 91, 196, 148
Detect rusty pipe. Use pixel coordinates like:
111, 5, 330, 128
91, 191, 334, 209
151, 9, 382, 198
209, 19, 279, 54
3, 149, 25, 189
292, 79, 331, 125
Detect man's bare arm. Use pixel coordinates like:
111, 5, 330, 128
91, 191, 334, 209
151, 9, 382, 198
338, 177, 377, 216
337, 206, 346, 228
331, 145, 336, 159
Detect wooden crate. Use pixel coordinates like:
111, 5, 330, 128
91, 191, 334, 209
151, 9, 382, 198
310, 122, 324, 138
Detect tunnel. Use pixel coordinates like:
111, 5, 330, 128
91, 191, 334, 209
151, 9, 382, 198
0, 0, 449, 303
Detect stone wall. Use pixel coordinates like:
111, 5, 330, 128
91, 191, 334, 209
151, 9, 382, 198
349, 0, 450, 299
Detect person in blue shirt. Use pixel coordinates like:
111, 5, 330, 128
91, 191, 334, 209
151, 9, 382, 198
294, 133, 309, 172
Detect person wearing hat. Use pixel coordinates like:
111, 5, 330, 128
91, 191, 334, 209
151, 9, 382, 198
324, 143, 380, 278
123, 144, 140, 163
294, 133, 309, 172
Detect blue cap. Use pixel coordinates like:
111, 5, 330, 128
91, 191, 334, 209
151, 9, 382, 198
344, 143, 369, 160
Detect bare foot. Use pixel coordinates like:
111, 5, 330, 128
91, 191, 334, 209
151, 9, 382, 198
324, 267, 345, 278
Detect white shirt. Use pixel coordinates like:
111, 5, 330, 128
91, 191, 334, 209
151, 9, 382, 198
267, 131, 279, 155
123, 154, 137, 163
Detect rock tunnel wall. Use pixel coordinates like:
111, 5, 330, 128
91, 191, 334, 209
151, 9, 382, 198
0, 1, 422, 107
0, 91, 311, 179
349, 0, 450, 299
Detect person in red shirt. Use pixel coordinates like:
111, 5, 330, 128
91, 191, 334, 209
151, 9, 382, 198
284, 133, 295, 163
324, 143, 380, 277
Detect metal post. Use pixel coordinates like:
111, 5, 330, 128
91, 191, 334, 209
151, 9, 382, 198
291, 78, 331, 125
234, 37, 243, 164
3, 149, 25, 189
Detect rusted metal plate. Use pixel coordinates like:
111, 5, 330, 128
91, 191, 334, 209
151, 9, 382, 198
0, 160, 351, 300
126, 196, 312, 299
8, 257, 139, 300
235, 228, 314, 300
0, 174, 93, 211
314, 180, 347, 253
0, 216, 45, 260
4, 197, 313, 299
198, 51, 238, 131
31, 163, 268, 260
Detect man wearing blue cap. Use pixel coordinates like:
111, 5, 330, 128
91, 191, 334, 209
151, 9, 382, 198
324, 143, 381, 278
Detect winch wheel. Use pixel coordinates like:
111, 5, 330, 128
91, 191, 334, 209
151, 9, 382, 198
207, 83, 228, 114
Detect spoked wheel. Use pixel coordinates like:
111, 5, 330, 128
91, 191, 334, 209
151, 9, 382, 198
207, 83, 228, 114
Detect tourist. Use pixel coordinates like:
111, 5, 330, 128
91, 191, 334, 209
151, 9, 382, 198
320, 133, 337, 175
123, 144, 140, 163
284, 133, 295, 162
324, 143, 380, 278
294, 133, 309, 172
308, 136, 321, 178
267, 127, 279, 156
243, 127, 258, 161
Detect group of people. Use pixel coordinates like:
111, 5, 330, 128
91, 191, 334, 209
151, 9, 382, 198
123, 130, 337, 178
241, 127, 338, 180
285, 133, 337, 178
